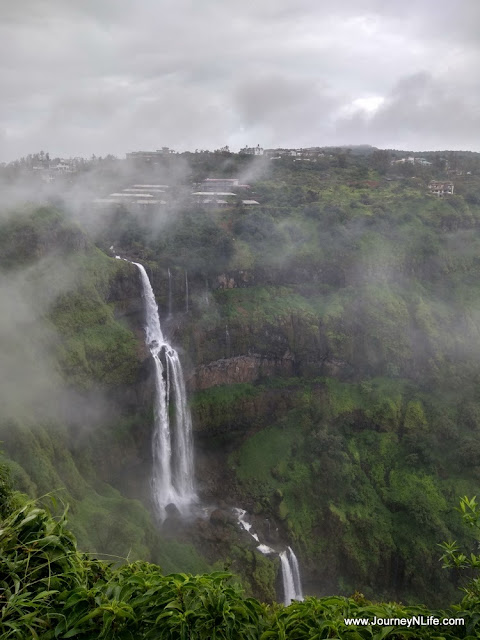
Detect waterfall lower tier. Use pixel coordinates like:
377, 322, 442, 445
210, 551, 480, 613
127, 258, 196, 520
280, 548, 304, 605
167, 268, 172, 317
233, 507, 304, 604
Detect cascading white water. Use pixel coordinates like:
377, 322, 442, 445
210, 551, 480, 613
233, 507, 303, 603
132, 260, 195, 518
279, 548, 303, 605
204, 276, 209, 307
287, 546, 304, 603
234, 508, 260, 543
167, 268, 172, 317
279, 551, 296, 605
225, 324, 231, 359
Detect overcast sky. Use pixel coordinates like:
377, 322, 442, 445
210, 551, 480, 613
1, 0, 479, 161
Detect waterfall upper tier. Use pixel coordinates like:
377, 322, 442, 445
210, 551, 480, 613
123, 258, 196, 519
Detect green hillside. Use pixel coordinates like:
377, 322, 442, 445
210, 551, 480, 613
2, 150, 480, 609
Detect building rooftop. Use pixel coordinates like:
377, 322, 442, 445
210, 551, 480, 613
109, 193, 154, 198
123, 188, 166, 193
192, 191, 236, 196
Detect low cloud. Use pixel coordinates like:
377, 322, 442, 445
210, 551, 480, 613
1, 0, 479, 159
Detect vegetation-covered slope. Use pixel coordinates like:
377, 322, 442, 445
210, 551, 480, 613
0, 484, 476, 639
0, 206, 209, 574
3, 149, 480, 607
91, 150, 480, 605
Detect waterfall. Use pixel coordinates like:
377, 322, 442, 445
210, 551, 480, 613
233, 507, 303, 603
279, 548, 303, 605
234, 508, 260, 543
167, 268, 172, 317
287, 547, 304, 603
131, 260, 195, 519
225, 324, 231, 359
279, 551, 296, 606
185, 270, 189, 313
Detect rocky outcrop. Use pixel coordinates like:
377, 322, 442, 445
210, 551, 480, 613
190, 354, 295, 390
215, 271, 252, 289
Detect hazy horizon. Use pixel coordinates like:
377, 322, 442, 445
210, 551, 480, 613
1, 0, 479, 162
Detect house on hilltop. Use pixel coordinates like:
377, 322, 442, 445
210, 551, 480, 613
428, 180, 454, 197
126, 148, 175, 163
239, 145, 264, 156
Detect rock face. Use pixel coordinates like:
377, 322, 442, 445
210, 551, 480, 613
216, 271, 252, 289
191, 354, 295, 390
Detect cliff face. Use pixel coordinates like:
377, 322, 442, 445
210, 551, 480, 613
0, 211, 184, 570
148, 258, 476, 605
5, 194, 480, 605
79, 246, 479, 606
191, 354, 294, 390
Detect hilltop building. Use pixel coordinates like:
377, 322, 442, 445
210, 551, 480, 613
428, 181, 454, 197
392, 157, 432, 166
93, 183, 169, 207
239, 145, 264, 156
126, 148, 176, 163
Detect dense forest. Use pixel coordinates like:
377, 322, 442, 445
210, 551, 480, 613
2, 147, 480, 636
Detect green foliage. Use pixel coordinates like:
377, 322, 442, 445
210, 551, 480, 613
48, 251, 140, 388
192, 383, 260, 431
0, 419, 210, 574
5, 163, 480, 612
0, 206, 81, 269
440, 496, 480, 597
0, 500, 476, 639
0, 500, 264, 639
0, 457, 21, 518
224, 377, 477, 603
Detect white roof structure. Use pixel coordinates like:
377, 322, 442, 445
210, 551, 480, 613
122, 187, 166, 193
192, 191, 236, 196
136, 199, 167, 205
196, 198, 230, 205
109, 193, 154, 198
242, 200, 260, 205
93, 197, 166, 205
133, 184, 169, 188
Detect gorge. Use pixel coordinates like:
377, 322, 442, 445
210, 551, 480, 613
132, 257, 306, 604
2, 149, 480, 611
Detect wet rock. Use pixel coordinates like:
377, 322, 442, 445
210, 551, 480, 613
192, 354, 294, 390
165, 503, 181, 517
210, 508, 233, 527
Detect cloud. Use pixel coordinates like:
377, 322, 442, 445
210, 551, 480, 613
0, 256, 73, 422
336, 71, 480, 149
1, 0, 479, 160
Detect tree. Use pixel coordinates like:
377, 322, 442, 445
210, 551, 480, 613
370, 149, 390, 175
439, 496, 480, 598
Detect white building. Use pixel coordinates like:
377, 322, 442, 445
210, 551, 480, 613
429, 181, 454, 197
239, 145, 264, 156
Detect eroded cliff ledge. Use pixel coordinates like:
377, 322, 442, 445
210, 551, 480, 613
190, 354, 295, 390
